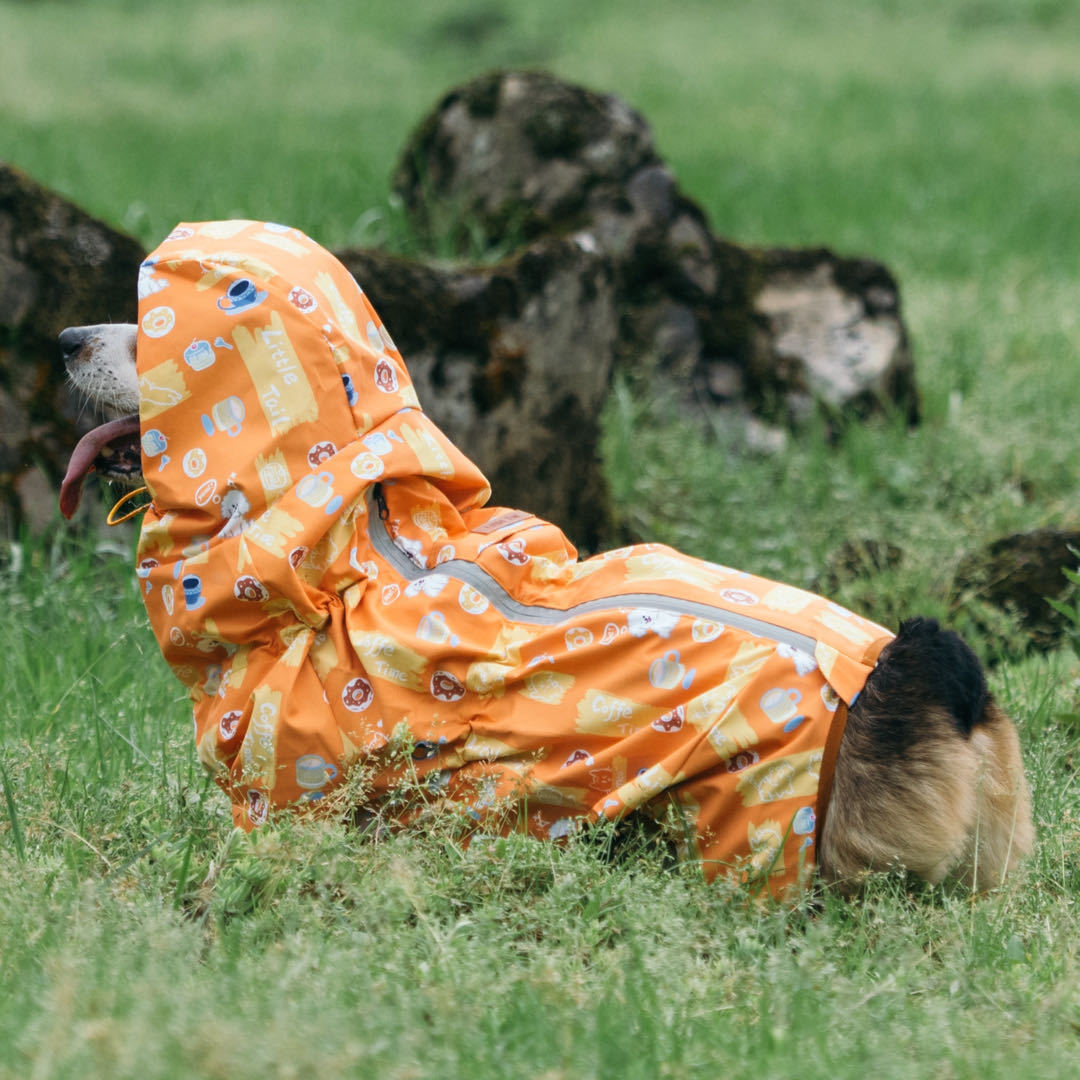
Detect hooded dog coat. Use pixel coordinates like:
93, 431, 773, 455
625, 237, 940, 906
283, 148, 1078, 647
133, 220, 893, 896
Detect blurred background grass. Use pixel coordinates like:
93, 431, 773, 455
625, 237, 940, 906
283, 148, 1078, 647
3, 1, 1080, 1075
5, 0, 1079, 618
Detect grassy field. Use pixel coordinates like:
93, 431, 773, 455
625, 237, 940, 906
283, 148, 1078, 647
3, 0, 1080, 1076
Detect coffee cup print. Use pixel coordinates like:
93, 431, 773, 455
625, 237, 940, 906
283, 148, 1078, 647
416, 611, 459, 647
183, 339, 216, 371
217, 277, 268, 315
182, 573, 205, 610
297, 471, 334, 508
295, 754, 338, 791
760, 687, 805, 731
362, 431, 391, 456
648, 650, 695, 691
201, 396, 245, 437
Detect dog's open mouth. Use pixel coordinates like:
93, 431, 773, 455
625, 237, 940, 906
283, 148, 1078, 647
59, 416, 143, 519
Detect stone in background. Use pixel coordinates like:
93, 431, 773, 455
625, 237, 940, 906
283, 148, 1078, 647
3, 70, 917, 545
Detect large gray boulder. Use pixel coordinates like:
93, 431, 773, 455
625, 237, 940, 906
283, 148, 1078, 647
394, 70, 918, 428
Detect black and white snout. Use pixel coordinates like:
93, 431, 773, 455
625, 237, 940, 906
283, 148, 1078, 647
59, 326, 92, 365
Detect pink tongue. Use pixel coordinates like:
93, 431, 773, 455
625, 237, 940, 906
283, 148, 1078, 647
59, 416, 142, 519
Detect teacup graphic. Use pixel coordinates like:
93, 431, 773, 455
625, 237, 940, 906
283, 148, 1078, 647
201, 396, 245, 437
183, 338, 216, 371
760, 687, 803, 729
217, 277, 267, 315
295, 754, 338, 790
648, 649, 695, 691
362, 431, 391, 455
296, 471, 335, 508
416, 611, 459, 647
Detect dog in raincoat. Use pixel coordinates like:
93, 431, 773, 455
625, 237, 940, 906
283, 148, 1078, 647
59, 220, 1032, 898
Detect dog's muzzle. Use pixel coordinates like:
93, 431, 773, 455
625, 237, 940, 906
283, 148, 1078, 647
58, 327, 142, 519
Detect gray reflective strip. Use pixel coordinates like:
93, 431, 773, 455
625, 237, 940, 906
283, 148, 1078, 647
365, 491, 817, 654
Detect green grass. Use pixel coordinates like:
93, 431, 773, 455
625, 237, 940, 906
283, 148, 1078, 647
3, 0, 1080, 1075
2, 551, 1079, 1077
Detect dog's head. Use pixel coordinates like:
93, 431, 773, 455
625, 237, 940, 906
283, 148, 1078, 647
59, 323, 141, 517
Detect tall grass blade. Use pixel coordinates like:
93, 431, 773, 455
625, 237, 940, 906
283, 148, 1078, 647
1, 763, 26, 863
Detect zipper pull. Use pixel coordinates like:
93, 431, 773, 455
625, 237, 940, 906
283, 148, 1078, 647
374, 483, 389, 522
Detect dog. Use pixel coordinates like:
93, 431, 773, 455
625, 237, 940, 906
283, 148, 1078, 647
59, 219, 1033, 897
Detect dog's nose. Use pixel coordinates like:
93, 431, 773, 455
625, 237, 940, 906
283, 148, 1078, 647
58, 327, 90, 362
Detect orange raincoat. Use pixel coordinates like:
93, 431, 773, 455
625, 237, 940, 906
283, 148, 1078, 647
133, 220, 893, 896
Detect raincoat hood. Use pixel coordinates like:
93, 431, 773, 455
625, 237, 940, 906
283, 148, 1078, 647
136, 219, 489, 536
133, 220, 893, 899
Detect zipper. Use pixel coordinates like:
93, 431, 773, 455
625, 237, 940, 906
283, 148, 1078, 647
367, 487, 817, 655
